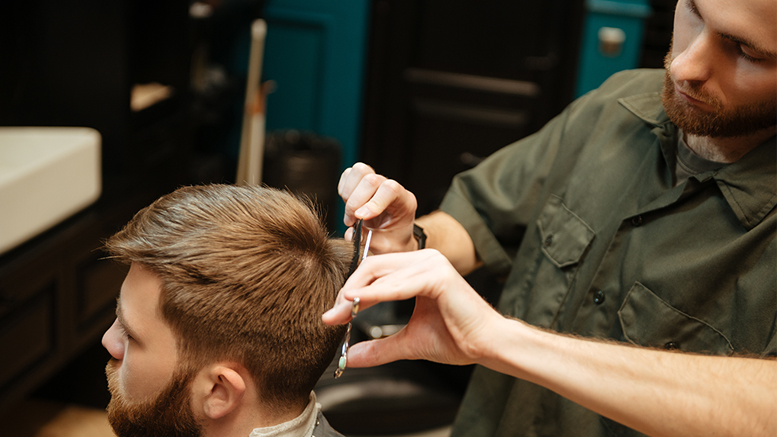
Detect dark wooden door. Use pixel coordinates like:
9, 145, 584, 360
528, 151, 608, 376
361, 0, 586, 214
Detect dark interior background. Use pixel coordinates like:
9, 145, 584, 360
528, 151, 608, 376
0, 0, 678, 432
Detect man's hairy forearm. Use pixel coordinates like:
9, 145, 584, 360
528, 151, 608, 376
415, 211, 481, 275
480, 317, 777, 437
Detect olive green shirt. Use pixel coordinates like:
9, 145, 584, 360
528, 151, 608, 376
440, 69, 777, 437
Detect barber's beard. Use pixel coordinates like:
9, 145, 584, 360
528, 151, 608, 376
106, 359, 203, 437
661, 50, 777, 138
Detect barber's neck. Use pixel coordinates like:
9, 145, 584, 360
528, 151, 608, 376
685, 126, 777, 163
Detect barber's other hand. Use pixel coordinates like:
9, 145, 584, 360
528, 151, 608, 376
338, 162, 418, 254
322, 249, 499, 368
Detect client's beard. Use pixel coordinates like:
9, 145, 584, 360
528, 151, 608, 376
106, 359, 203, 437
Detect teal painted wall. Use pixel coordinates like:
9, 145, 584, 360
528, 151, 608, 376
262, 0, 370, 169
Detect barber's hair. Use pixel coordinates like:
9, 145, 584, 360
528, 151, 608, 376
106, 184, 351, 409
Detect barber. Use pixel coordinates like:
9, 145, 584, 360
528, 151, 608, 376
324, 0, 777, 435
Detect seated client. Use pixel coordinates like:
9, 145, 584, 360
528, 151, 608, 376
101, 184, 350, 437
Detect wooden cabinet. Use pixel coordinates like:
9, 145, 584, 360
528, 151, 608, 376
0, 270, 57, 395
0, 192, 162, 413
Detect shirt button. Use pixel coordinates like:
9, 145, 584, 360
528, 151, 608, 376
664, 341, 680, 350
544, 235, 553, 246
631, 215, 643, 227
593, 290, 606, 305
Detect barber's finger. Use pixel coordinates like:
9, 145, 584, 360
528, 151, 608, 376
322, 295, 361, 325
323, 253, 407, 327
337, 167, 352, 196
322, 274, 401, 327
343, 274, 421, 305
322, 293, 382, 326
321, 301, 350, 325
344, 335, 408, 368
339, 162, 375, 201
343, 173, 388, 224
355, 179, 407, 222
325, 251, 445, 325
342, 251, 442, 300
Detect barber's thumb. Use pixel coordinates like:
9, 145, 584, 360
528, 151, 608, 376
343, 226, 354, 242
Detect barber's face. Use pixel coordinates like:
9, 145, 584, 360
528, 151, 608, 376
102, 263, 202, 436
662, 0, 777, 138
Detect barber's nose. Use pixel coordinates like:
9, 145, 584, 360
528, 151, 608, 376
102, 319, 125, 360
672, 32, 714, 84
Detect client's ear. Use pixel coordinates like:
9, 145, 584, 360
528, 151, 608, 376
191, 363, 248, 420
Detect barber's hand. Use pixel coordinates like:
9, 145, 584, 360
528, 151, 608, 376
338, 163, 418, 254
322, 249, 500, 367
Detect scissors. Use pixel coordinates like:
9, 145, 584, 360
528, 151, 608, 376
334, 219, 372, 378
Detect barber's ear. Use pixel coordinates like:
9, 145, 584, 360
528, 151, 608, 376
191, 364, 247, 420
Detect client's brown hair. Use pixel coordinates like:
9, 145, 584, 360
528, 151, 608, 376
106, 184, 350, 410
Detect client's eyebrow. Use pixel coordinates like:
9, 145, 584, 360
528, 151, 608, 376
115, 297, 140, 340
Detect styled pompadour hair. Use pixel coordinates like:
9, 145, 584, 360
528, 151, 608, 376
106, 184, 351, 410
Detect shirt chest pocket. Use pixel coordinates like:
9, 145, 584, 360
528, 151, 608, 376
516, 196, 595, 327
537, 195, 595, 268
618, 282, 734, 355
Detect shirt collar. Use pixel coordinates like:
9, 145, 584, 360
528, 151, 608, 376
249, 392, 320, 437
712, 137, 777, 230
618, 92, 777, 230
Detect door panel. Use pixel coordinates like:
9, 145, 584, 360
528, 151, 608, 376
362, 0, 585, 215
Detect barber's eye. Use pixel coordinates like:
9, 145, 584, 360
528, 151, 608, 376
736, 44, 765, 63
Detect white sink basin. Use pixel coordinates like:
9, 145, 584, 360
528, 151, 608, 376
0, 127, 102, 255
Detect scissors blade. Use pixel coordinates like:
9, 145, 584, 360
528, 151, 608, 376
362, 228, 373, 261
336, 222, 370, 379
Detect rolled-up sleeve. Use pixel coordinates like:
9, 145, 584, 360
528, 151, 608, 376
439, 98, 579, 277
